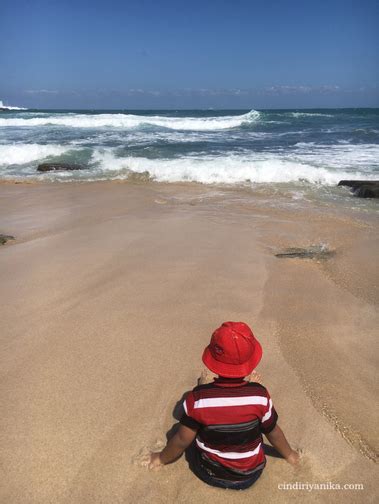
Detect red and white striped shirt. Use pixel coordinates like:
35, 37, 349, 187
180, 377, 278, 480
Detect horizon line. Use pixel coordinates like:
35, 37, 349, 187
2, 106, 379, 111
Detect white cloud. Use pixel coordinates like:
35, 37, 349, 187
262, 85, 341, 96
25, 89, 60, 95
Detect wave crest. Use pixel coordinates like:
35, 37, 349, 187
0, 109, 260, 131
88, 150, 373, 186
0, 144, 74, 165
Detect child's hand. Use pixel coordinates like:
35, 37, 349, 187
197, 368, 214, 386
246, 370, 263, 384
141, 451, 163, 470
286, 449, 301, 466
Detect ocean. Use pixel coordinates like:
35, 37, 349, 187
0, 108, 378, 205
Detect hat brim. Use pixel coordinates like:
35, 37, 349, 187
202, 339, 263, 378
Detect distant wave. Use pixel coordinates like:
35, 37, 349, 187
289, 112, 334, 118
0, 106, 28, 111
0, 109, 260, 131
0, 100, 27, 111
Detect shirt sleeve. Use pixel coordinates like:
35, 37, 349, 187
260, 388, 278, 434
179, 391, 201, 431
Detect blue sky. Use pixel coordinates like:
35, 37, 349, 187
1, 0, 378, 108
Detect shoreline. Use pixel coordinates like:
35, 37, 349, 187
0, 181, 377, 503
1, 177, 378, 215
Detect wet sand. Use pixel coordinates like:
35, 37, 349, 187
0, 181, 378, 503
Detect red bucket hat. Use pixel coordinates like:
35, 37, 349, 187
202, 321, 262, 378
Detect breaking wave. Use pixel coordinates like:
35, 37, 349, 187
83, 149, 377, 185
0, 144, 75, 165
0, 100, 28, 111
1, 141, 378, 186
0, 109, 260, 131
26, 149, 372, 186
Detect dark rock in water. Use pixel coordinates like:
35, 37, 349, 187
338, 180, 379, 199
0, 234, 15, 245
37, 163, 84, 172
275, 245, 335, 260
338, 180, 378, 188
353, 185, 379, 199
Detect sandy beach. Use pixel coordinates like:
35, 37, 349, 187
0, 180, 378, 504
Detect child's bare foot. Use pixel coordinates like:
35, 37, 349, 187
246, 370, 263, 384
197, 368, 214, 385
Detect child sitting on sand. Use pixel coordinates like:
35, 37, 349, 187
144, 321, 299, 490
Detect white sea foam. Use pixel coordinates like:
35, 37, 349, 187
87, 149, 376, 186
293, 143, 379, 170
0, 110, 260, 130
0, 144, 75, 165
1, 140, 377, 186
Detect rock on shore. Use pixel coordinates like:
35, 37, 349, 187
275, 245, 335, 260
0, 234, 15, 245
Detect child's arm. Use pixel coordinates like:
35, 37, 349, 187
264, 424, 300, 465
148, 424, 198, 469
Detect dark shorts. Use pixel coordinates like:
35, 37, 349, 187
186, 444, 264, 490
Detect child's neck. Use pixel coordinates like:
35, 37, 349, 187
216, 375, 246, 381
